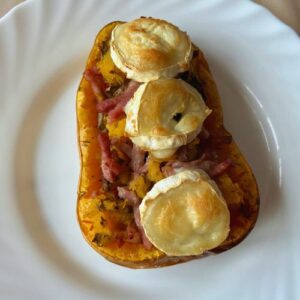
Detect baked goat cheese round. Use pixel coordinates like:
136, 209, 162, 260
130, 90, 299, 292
110, 17, 192, 82
124, 78, 211, 158
139, 169, 230, 256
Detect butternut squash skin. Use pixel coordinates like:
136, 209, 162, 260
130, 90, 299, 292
76, 21, 259, 268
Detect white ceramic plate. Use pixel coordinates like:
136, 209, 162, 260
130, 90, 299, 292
1, 0, 300, 299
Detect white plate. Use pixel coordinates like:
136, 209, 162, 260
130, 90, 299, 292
1, 0, 300, 299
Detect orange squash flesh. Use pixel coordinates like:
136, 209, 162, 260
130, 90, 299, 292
76, 21, 259, 268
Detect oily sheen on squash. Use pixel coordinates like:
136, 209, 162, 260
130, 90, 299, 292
76, 21, 259, 268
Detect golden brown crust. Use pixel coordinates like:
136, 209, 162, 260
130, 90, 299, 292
110, 18, 192, 81
140, 170, 230, 256
76, 21, 259, 268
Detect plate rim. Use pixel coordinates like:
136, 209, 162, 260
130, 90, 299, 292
1, 0, 300, 299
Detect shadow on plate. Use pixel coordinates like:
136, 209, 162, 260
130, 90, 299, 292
13, 57, 141, 299
210, 60, 283, 229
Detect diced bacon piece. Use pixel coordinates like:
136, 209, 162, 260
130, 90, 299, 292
117, 186, 140, 206
96, 81, 140, 123
209, 159, 233, 177
117, 186, 152, 249
131, 144, 146, 172
98, 132, 122, 183
108, 105, 127, 124
135, 159, 149, 175
163, 155, 212, 174
162, 156, 232, 178
96, 98, 119, 113
84, 66, 107, 98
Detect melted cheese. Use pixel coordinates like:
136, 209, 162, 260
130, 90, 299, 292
110, 18, 192, 82
139, 169, 230, 256
124, 78, 211, 158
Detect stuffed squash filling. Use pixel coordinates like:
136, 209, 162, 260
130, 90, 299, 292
76, 18, 259, 267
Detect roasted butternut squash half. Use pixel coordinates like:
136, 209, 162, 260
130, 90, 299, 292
76, 19, 259, 268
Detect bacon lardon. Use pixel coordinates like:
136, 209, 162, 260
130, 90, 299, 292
117, 186, 152, 249
84, 66, 108, 99
97, 132, 123, 183
96, 81, 140, 123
